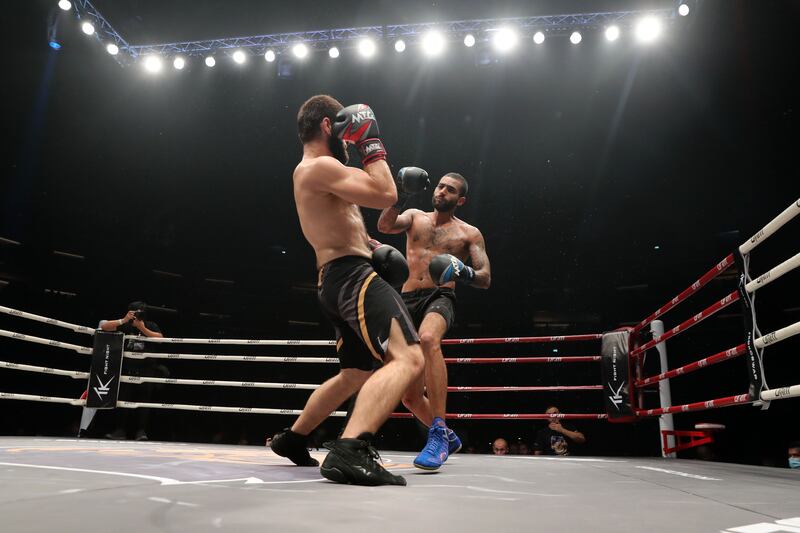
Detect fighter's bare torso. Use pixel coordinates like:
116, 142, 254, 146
293, 156, 371, 269
403, 211, 477, 292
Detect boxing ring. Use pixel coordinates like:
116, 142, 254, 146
1, 198, 799, 532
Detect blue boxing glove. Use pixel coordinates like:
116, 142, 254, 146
429, 253, 475, 286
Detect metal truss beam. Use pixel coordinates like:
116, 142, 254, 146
70, 2, 682, 66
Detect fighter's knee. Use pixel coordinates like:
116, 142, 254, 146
419, 331, 441, 352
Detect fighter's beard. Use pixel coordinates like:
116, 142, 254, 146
328, 134, 349, 165
433, 197, 457, 213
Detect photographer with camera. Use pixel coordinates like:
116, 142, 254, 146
99, 301, 163, 339
80, 301, 167, 440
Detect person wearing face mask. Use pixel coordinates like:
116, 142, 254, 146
788, 441, 800, 469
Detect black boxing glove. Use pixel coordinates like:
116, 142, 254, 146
429, 253, 475, 286
393, 166, 430, 210
369, 239, 409, 290
332, 104, 387, 166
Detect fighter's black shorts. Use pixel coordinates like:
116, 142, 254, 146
401, 287, 457, 331
318, 256, 419, 371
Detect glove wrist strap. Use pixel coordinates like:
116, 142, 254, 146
357, 138, 387, 166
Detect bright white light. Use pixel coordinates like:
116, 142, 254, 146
205, 56, 216, 67
329, 47, 340, 58
81, 22, 95, 35
106, 43, 119, 55
233, 50, 246, 64
570, 31, 582, 45
492, 28, 518, 52
173, 56, 185, 70
422, 30, 446, 56
144, 56, 163, 73
264, 50, 276, 62
463, 34, 475, 47
533, 31, 545, 44
394, 39, 406, 53
358, 38, 376, 58
636, 17, 662, 43
58, 0, 72, 11
605, 26, 620, 42
292, 43, 309, 59
678, 3, 690, 16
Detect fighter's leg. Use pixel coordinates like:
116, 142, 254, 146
341, 318, 424, 437
418, 311, 449, 420
292, 368, 372, 435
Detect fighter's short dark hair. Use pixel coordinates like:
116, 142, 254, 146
297, 95, 344, 144
443, 172, 468, 197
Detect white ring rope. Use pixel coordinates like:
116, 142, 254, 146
0, 392, 347, 417
0, 359, 323, 390
753, 319, 800, 349
121, 375, 320, 390
745, 251, 800, 293
760, 384, 800, 402
123, 351, 339, 363
0, 329, 92, 355
134, 336, 336, 346
0, 360, 88, 379
739, 198, 800, 255
0, 305, 95, 335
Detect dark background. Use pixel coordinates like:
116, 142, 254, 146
2, 0, 798, 465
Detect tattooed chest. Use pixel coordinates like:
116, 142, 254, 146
412, 224, 467, 257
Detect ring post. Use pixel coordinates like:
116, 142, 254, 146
651, 320, 675, 457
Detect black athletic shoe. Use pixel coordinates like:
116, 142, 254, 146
320, 433, 407, 486
270, 428, 319, 466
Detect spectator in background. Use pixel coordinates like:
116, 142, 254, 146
789, 441, 800, 469
492, 437, 509, 455
518, 441, 531, 455
534, 406, 586, 456
80, 301, 166, 441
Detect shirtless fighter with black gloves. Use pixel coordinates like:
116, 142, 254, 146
270, 95, 429, 486
378, 172, 491, 470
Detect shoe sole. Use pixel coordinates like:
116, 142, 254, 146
413, 462, 442, 471
320, 466, 351, 484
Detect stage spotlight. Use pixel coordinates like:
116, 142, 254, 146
570, 31, 582, 44
394, 39, 406, 53
358, 38, 376, 58
173, 56, 185, 70
533, 31, 545, 44
605, 26, 620, 42
678, 3, 690, 16
292, 43, 309, 59
636, 17, 662, 43
329, 46, 340, 58
49, 41, 61, 50
58, 0, 72, 11
264, 49, 276, 62
144, 55, 163, 73
233, 50, 246, 64
106, 43, 119, 55
422, 30, 445, 56
464, 34, 476, 47
205, 56, 216, 67
492, 28, 518, 52
81, 22, 95, 35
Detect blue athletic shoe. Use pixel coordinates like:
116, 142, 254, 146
446, 428, 462, 457
413, 419, 449, 470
